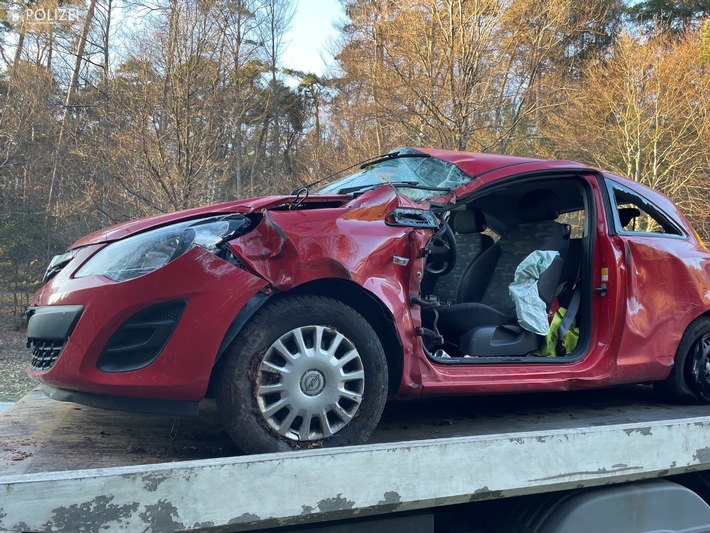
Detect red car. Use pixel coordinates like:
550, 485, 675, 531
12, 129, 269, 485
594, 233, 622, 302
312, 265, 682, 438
26, 148, 710, 454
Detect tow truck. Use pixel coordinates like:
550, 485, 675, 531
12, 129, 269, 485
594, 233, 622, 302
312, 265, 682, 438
2, 385, 710, 532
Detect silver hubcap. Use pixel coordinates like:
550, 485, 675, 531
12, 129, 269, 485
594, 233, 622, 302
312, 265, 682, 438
256, 325, 365, 442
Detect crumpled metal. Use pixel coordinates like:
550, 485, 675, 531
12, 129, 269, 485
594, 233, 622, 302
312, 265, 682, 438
509, 250, 559, 335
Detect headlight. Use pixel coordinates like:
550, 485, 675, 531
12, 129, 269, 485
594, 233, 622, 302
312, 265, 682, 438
75, 215, 250, 282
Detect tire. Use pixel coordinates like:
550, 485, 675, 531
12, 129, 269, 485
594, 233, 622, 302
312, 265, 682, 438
215, 295, 388, 454
655, 317, 710, 404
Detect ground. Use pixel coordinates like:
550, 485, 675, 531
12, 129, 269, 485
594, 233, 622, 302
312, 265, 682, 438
0, 325, 36, 402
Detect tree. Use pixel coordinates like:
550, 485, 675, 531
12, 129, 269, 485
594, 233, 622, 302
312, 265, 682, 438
0, 210, 58, 324
626, 0, 710, 36
104, 0, 302, 216
48, 0, 98, 215
700, 18, 710, 65
284, 69, 332, 177
252, 0, 296, 188
539, 31, 710, 230
329, 0, 623, 158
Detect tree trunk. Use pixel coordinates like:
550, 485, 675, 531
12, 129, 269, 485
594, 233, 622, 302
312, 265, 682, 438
100, 0, 113, 222
47, 0, 98, 215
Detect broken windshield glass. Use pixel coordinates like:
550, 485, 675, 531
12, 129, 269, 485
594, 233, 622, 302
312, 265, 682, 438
315, 148, 472, 201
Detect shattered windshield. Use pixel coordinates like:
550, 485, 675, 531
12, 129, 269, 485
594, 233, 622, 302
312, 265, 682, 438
315, 148, 472, 201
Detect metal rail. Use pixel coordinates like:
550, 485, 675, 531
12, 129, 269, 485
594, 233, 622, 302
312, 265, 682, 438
2, 415, 710, 532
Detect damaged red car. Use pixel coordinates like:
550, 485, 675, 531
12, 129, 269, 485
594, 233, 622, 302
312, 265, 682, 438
26, 147, 710, 454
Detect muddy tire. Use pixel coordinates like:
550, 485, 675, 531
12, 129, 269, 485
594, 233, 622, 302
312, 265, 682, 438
216, 295, 388, 454
655, 317, 710, 404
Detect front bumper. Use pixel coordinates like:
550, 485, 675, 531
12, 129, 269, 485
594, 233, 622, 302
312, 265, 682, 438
27, 245, 268, 402
42, 384, 200, 416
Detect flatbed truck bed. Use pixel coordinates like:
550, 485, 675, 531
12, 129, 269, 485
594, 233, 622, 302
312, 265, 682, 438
2, 386, 710, 532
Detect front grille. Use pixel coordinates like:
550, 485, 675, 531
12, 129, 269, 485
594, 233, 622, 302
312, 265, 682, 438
29, 339, 65, 371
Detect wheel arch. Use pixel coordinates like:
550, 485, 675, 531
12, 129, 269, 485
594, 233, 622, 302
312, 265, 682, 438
688, 309, 710, 326
207, 290, 273, 396
209, 278, 404, 397
673, 309, 710, 360
655, 311, 710, 403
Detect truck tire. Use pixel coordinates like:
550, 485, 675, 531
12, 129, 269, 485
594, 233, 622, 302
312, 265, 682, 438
655, 316, 710, 404
216, 295, 388, 454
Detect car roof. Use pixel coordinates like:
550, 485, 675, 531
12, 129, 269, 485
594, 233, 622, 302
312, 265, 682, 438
413, 147, 546, 178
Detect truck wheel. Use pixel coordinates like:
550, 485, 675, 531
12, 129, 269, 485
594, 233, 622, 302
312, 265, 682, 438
216, 295, 388, 454
655, 317, 710, 404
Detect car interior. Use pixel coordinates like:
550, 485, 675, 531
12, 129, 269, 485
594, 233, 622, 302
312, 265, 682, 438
420, 176, 592, 363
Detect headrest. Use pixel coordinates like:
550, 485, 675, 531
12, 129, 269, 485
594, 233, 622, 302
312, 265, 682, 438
454, 207, 487, 234
618, 207, 641, 228
519, 189, 559, 222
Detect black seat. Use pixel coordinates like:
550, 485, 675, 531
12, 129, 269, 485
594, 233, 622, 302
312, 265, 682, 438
430, 207, 494, 303
436, 189, 570, 356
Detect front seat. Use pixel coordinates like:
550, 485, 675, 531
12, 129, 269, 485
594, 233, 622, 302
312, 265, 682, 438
436, 189, 570, 356
428, 207, 494, 303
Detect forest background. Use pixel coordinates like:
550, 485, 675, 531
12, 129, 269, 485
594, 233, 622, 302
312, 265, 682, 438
0, 0, 709, 325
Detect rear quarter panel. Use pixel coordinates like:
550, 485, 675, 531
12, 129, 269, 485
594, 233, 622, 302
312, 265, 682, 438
602, 175, 710, 382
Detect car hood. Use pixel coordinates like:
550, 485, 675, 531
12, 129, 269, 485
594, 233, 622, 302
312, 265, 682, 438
71, 194, 348, 248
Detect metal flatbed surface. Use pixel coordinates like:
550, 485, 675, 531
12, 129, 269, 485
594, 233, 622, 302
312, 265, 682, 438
1, 386, 710, 532
1, 385, 708, 475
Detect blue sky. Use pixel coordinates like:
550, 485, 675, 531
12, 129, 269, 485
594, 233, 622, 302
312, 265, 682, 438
282, 0, 345, 76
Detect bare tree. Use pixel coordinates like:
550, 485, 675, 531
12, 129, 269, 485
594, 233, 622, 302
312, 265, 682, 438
539, 31, 710, 227
47, 0, 98, 215
330, 0, 620, 156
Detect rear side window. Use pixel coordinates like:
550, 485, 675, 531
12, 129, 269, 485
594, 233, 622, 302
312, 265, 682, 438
607, 182, 684, 237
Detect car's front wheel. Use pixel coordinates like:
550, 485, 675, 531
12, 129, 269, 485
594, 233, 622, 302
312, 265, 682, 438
655, 316, 710, 404
216, 295, 388, 454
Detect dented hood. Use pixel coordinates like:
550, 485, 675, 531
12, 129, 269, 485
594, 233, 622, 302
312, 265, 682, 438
71, 195, 347, 248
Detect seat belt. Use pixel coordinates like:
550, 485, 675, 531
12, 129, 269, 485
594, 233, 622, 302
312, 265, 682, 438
556, 284, 580, 355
